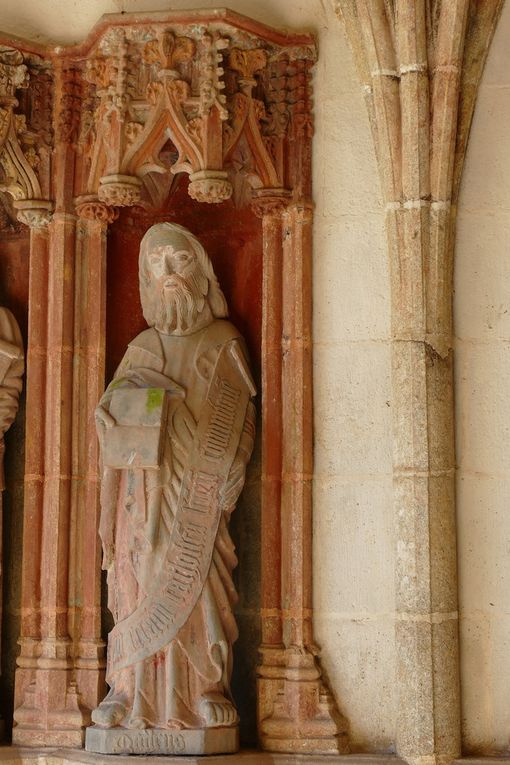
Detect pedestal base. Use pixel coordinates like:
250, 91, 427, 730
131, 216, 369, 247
85, 725, 239, 755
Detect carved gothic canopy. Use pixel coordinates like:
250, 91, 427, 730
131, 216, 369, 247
0, 11, 315, 227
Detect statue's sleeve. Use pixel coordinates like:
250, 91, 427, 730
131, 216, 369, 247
96, 341, 161, 571
97, 346, 144, 414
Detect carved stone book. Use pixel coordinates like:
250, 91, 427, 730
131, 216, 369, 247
103, 387, 168, 469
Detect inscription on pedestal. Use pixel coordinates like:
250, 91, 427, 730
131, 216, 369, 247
85, 725, 239, 755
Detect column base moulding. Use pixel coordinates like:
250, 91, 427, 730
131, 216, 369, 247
12, 678, 86, 748
13, 647, 88, 748
258, 646, 349, 755
0, 748, 406, 765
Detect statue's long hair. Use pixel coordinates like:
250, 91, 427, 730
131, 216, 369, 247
139, 222, 228, 327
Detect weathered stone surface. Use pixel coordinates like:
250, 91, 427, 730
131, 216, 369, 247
85, 725, 239, 755
2, 10, 333, 754
87, 223, 255, 750
334, 0, 505, 762
0, 746, 404, 765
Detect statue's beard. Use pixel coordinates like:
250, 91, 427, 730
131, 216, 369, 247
153, 267, 208, 335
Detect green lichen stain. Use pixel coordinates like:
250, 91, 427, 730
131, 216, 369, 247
146, 388, 164, 413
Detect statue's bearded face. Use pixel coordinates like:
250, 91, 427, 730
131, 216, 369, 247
145, 243, 209, 334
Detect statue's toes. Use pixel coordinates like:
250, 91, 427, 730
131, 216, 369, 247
199, 697, 238, 728
213, 702, 224, 725
201, 701, 217, 726
224, 703, 238, 726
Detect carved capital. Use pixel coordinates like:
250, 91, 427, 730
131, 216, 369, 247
98, 174, 142, 207
251, 188, 291, 218
188, 170, 232, 204
14, 199, 53, 228
75, 195, 119, 224
229, 48, 267, 95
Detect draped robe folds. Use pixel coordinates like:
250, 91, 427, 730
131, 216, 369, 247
96, 319, 255, 730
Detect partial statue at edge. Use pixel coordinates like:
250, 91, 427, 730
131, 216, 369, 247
0, 307, 23, 712
86, 223, 256, 756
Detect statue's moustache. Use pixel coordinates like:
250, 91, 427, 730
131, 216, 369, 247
160, 274, 189, 293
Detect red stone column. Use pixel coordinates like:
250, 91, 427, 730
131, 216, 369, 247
257, 202, 348, 754
252, 192, 287, 730
13, 62, 86, 748
14, 222, 50, 712
280, 203, 314, 650
13, 208, 85, 747
72, 199, 117, 715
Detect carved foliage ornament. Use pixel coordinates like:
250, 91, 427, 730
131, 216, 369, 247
74, 25, 315, 209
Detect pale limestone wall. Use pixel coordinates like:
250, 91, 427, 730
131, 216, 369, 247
0, 0, 395, 752
455, 0, 510, 754
310, 10, 395, 755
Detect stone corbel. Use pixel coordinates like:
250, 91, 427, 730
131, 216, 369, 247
75, 194, 119, 224
14, 199, 53, 228
97, 175, 141, 207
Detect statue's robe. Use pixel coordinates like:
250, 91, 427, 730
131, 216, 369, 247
97, 319, 255, 729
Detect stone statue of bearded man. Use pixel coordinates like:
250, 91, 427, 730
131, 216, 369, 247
87, 223, 255, 756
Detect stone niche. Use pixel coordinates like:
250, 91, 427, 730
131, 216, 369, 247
0, 8, 348, 756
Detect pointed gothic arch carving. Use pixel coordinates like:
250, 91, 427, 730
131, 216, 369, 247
0, 46, 53, 227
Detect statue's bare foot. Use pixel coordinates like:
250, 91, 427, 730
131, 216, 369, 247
91, 700, 127, 728
199, 693, 238, 727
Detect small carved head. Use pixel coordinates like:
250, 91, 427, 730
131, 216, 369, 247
139, 222, 228, 335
